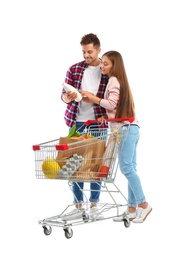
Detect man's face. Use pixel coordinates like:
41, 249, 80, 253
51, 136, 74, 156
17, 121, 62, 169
81, 43, 101, 66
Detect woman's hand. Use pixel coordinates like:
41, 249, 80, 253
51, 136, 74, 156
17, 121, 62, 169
79, 90, 94, 103
97, 115, 108, 122
79, 90, 102, 105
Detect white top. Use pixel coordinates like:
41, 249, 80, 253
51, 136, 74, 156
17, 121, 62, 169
77, 65, 101, 121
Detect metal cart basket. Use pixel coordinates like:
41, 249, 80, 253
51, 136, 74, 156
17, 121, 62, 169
32, 118, 134, 239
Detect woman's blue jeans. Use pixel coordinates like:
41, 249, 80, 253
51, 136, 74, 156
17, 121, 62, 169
71, 122, 102, 204
118, 125, 146, 208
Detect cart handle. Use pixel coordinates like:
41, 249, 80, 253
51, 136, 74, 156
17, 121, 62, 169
84, 117, 135, 126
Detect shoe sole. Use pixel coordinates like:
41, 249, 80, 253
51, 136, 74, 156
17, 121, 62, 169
61, 211, 84, 221
113, 217, 135, 222
133, 208, 152, 223
61, 214, 83, 221
90, 214, 104, 220
143, 208, 152, 221
129, 217, 136, 221
90, 212, 104, 220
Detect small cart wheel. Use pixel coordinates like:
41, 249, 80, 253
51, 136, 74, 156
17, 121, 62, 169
123, 219, 131, 228
64, 228, 73, 239
83, 213, 89, 222
43, 226, 52, 235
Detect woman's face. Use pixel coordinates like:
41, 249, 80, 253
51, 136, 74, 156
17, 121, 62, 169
100, 55, 112, 76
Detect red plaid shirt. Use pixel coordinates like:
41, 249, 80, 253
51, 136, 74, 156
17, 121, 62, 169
61, 60, 109, 128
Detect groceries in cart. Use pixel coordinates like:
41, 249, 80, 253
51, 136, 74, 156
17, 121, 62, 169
42, 157, 61, 179
33, 123, 121, 181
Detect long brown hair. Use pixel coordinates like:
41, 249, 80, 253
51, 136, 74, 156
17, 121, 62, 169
102, 51, 135, 118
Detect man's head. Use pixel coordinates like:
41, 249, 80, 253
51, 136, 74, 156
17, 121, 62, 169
80, 33, 101, 66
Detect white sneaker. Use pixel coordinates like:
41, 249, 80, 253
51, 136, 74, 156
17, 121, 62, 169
90, 206, 104, 220
61, 208, 84, 221
113, 210, 136, 222
132, 204, 152, 223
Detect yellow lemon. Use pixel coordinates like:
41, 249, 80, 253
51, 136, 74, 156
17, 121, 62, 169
42, 158, 60, 179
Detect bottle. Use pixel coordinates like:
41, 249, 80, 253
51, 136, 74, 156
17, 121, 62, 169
62, 82, 82, 102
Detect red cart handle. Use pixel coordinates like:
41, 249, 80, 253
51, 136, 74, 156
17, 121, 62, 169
84, 117, 135, 126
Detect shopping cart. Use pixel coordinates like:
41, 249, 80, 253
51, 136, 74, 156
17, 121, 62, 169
32, 118, 134, 239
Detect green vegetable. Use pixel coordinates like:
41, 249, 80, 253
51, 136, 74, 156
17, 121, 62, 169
74, 131, 80, 137
67, 124, 81, 138
67, 124, 76, 138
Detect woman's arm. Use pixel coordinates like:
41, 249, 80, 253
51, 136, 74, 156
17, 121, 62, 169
79, 90, 101, 104
80, 77, 120, 110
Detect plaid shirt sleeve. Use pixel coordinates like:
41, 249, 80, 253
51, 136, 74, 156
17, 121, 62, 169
94, 74, 109, 128
62, 61, 86, 127
62, 61, 109, 128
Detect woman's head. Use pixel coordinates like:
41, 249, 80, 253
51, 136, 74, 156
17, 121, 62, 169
100, 50, 127, 80
100, 51, 123, 78
101, 50, 135, 118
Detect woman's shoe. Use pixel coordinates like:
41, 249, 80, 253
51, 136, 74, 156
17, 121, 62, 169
132, 204, 152, 223
113, 210, 136, 222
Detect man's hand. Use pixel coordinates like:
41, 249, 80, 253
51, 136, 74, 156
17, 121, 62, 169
62, 91, 78, 103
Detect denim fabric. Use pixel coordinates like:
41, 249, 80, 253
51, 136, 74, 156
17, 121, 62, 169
118, 125, 146, 207
71, 122, 102, 204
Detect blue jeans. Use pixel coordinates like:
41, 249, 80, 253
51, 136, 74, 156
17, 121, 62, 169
71, 122, 102, 204
118, 125, 146, 208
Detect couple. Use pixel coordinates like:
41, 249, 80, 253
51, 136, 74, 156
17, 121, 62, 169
61, 33, 152, 223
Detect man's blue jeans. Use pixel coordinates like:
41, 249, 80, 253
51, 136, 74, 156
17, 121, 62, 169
118, 125, 146, 208
70, 122, 102, 204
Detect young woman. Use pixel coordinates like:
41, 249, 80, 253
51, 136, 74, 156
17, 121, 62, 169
80, 50, 152, 223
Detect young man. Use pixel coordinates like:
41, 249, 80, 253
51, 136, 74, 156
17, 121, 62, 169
61, 33, 108, 220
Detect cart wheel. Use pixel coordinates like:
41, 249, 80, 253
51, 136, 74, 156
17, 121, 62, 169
83, 213, 89, 222
43, 226, 52, 235
64, 228, 73, 239
123, 219, 131, 228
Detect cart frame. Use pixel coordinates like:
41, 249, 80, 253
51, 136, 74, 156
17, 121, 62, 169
33, 118, 134, 238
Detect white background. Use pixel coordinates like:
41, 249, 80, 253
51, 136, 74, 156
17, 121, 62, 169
1, 0, 183, 259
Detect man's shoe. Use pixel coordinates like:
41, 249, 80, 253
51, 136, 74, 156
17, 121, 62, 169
113, 210, 136, 222
90, 206, 104, 220
61, 208, 84, 221
132, 204, 152, 223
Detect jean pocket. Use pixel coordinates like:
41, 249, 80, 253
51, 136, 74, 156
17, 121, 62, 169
129, 125, 139, 135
